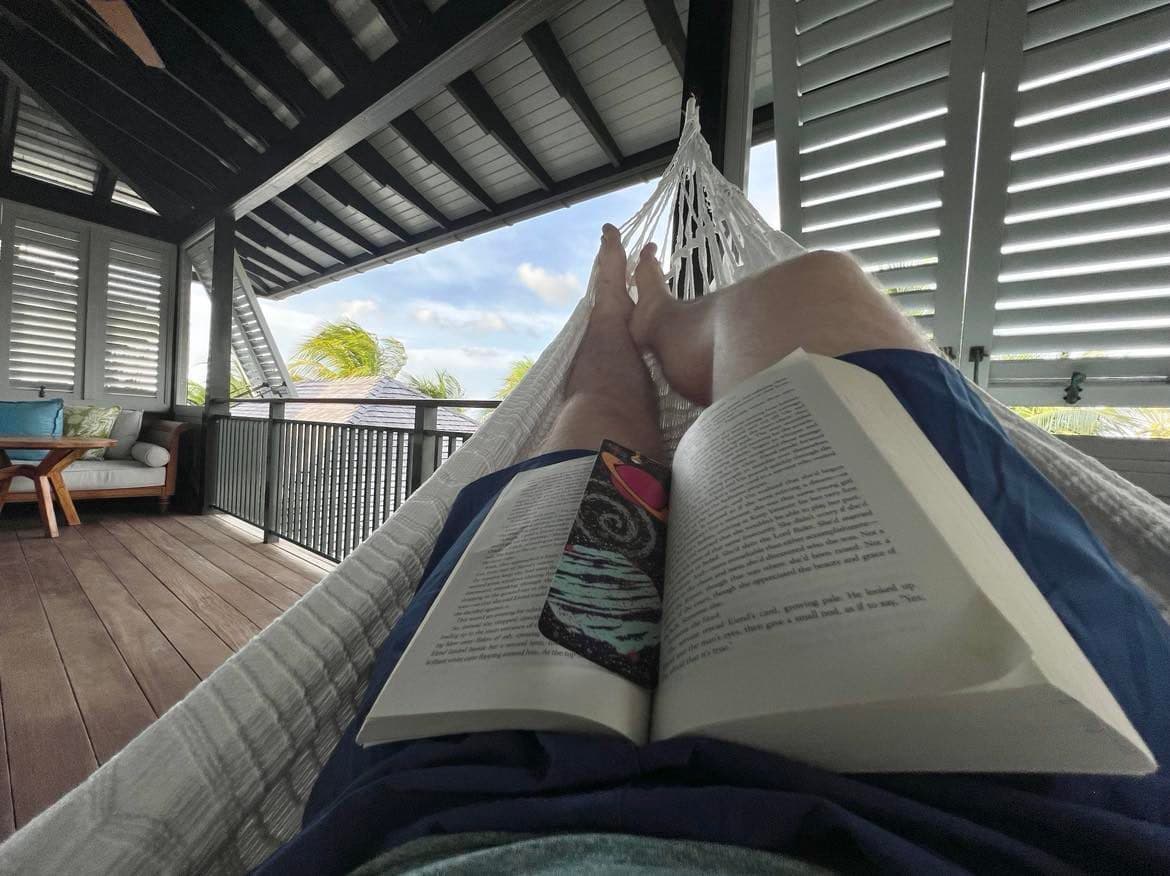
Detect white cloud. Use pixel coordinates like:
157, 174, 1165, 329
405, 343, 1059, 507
406, 345, 533, 398
408, 299, 564, 336
517, 262, 581, 304
340, 298, 377, 319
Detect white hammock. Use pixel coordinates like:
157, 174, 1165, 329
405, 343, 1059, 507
3, 102, 1168, 874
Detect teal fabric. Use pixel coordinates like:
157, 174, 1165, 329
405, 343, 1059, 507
0, 399, 63, 461
348, 832, 827, 875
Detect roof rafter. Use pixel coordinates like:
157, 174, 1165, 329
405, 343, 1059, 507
392, 109, 497, 211
0, 172, 183, 240
346, 140, 448, 229
448, 72, 554, 191
251, 202, 350, 264
93, 166, 116, 203
164, 0, 325, 121
237, 216, 324, 272
264, 1, 371, 85
236, 237, 300, 281
0, 73, 17, 178
278, 185, 377, 253
178, 0, 570, 234
240, 256, 289, 289
642, 0, 687, 76
523, 22, 622, 167
308, 164, 410, 241
127, 0, 289, 148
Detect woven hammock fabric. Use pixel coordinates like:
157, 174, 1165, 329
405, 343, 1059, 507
2, 102, 1167, 874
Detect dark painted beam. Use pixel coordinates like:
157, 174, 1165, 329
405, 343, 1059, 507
449, 72, 554, 190
237, 216, 323, 272
1, 0, 254, 172
264, 1, 370, 84
642, 0, 686, 76
392, 109, 496, 210
251, 202, 349, 264
0, 73, 17, 177
165, 0, 324, 120
681, 1, 734, 172
127, 0, 288, 148
243, 268, 273, 294
371, 0, 431, 38
93, 166, 116, 203
0, 172, 184, 241
176, 0, 567, 232
278, 185, 377, 253
241, 255, 290, 289
308, 165, 409, 241
236, 238, 299, 282
346, 140, 448, 228
524, 22, 622, 167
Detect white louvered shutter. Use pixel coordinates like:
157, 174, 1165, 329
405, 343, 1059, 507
102, 239, 168, 397
11, 91, 100, 195
769, 0, 983, 351
966, 0, 1170, 406
4, 215, 85, 393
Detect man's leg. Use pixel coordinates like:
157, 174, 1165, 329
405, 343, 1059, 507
535, 225, 664, 458
629, 246, 931, 404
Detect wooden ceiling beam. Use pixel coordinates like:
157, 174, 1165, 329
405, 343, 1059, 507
127, 0, 288, 148
0, 172, 183, 240
178, 0, 569, 234
250, 202, 349, 265
164, 0, 324, 121
236, 238, 301, 281
93, 166, 116, 203
524, 22, 622, 167
642, 0, 687, 76
308, 165, 410, 241
0, 73, 17, 178
370, 0, 431, 39
237, 216, 324, 272
243, 268, 273, 293
448, 72, 554, 191
277, 185, 377, 253
264, 1, 370, 85
346, 140, 448, 229
239, 256, 289, 289
392, 109, 497, 211
1, 1, 255, 173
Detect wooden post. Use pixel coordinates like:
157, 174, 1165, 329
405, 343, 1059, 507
202, 214, 234, 513
768, 0, 803, 242
263, 400, 285, 543
408, 404, 438, 496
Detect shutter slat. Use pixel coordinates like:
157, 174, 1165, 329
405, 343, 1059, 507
798, 0, 949, 62
799, 44, 949, 122
888, 290, 935, 312
802, 115, 948, 178
874, 264, 938, 292
1006, 162, 1170, 221
999, 231, 1170, 279
1013, 88, 1170, 160
800, 6, 952, 90
990, 356, 1170, 382
995, 296, 1170, 332
995, 267, 1170, 308
800, 80, 948, 152
1002, 198, 1170, 252
856, 237, 939, 272
1010, 125, 1170, 195
1024, 0, 1170, 50
796, 0, 878, 33
802, 178, 943, 230
802, 150, 944, 205
803, 208, 940, 252
992, 327, 1170, 355
1018, 50, 1170, 125
1022, 3, 1170, 79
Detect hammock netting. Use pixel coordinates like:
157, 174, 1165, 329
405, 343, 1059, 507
3, 102, 1168, 874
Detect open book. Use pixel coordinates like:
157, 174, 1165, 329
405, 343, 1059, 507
357, 350, 1156, 774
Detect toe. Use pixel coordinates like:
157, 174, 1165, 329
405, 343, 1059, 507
634, 242, 668, 296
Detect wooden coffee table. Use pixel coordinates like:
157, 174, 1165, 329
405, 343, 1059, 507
0, 436, 118, 538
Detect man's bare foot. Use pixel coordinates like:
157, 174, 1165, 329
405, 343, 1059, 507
593, 223, 633, 319
630, 242, 676, 351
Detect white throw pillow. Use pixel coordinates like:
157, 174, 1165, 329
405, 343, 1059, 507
107, 409, 143, 459
130, 442, 170, 467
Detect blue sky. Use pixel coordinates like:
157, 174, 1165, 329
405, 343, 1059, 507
191, 142, 780, 399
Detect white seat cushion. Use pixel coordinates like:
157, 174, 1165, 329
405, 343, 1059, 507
8, 459, 165, 493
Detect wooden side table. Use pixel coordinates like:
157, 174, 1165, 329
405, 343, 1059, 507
0, 436, 117, 538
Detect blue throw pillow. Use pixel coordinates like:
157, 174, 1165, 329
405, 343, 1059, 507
0, 399, 64, 461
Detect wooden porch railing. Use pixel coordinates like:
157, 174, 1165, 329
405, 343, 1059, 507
204, 397, 499, 561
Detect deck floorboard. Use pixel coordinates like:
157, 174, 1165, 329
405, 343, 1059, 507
0, 511, 321, 842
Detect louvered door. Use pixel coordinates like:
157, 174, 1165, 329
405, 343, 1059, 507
769, 0, 984, 351
0, 211, 87, 394
100, 238, 170, 399
965, 0, 1170, 405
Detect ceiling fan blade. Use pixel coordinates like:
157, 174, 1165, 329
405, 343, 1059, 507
85, 0, 164, 68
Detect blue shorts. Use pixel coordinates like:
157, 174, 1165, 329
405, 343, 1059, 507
256, 350, 1170, 875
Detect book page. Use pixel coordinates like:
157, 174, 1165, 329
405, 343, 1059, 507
359, 456, 652, 747
651, 352, 1032, 741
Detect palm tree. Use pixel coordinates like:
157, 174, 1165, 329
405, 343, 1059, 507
1014, 406, 1170, 439
404, 368, 464, 399
289, 319, 406, 380
496, 356, 534, 399
186, 359, 255, 403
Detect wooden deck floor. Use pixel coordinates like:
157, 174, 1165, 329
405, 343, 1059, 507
0, 509, 334, 842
